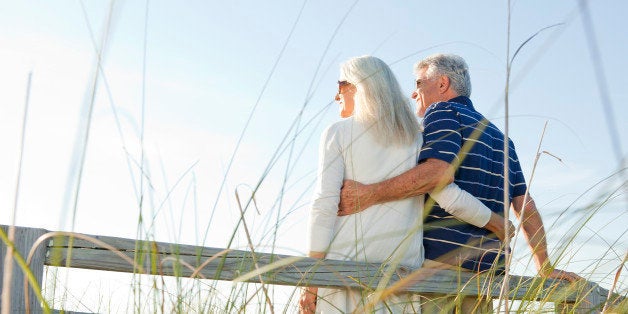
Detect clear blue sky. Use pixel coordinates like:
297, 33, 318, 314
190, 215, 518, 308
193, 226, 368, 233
1, 0, 626, 311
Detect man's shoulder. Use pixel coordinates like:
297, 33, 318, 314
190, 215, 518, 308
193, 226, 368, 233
428, 99, 490, 124
423, 101, 464, 125
425, 101, 455, 116
428, 100, 458, 110
425, 100, 472, 115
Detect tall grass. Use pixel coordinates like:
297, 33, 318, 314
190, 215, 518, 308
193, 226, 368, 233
0, 1, 626, 313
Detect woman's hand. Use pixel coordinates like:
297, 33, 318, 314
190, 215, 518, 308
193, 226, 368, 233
484, 212, 515, 242
299, 287, 318, 313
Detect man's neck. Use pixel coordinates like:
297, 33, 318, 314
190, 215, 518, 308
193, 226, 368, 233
443, 92, 460, 101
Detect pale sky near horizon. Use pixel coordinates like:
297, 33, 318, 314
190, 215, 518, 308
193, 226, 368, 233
0, 0, 626, 311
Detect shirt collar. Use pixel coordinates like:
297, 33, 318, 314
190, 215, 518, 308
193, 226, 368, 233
447, 96, 475, 110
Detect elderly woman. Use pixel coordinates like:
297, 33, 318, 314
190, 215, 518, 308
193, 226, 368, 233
299, 56, 494, 313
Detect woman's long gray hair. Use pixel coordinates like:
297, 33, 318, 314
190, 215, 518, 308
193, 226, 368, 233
340, 55, 419, 146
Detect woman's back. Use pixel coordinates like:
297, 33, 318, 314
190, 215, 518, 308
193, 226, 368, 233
311, 118, 424, 268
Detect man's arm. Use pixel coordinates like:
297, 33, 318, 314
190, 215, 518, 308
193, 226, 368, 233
339, 102, 460, 216
512, 195, 582, 282
337, 158, 453, 215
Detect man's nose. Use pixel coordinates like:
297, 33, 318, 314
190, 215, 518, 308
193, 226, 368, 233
411, 91, 418, 99
335, 93, 341, 102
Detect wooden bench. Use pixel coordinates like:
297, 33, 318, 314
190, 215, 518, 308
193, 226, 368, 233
1, 225, 625, 313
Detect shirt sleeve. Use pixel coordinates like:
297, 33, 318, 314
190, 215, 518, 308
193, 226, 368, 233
508, 139, 528, 197
429, 183, 491, 228
418, 103, 462, 164
307, 124, 345, 253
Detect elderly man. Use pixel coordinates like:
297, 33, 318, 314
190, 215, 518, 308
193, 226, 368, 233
338, 53, 581, 312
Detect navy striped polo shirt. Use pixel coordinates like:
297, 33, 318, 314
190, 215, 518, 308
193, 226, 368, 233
419, 96, 527, 272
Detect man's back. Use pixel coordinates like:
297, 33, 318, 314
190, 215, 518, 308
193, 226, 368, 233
419, 96, 527, 271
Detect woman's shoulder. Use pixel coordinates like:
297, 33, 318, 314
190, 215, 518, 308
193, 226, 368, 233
324, 118, 363, 134
319, 119, 350, 144
321, 118, 372, 148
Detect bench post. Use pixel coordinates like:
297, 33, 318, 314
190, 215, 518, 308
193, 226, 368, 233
1, 225, 48, 314
554, 281, 604, 313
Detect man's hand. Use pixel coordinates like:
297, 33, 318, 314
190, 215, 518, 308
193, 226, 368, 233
299, 287, 318, 313
338, 180, 374, 216
484, 212, 515, 242
540, 265, 585, 283
338, 159, 452, 216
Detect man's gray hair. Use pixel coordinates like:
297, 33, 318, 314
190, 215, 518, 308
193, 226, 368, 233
414, 53, 472, 97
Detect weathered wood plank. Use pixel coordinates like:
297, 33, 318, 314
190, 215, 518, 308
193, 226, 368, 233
48, 233, 214, 255
554, 281, 608, 313
45, 233, 605, 305
0, 225, 48, 314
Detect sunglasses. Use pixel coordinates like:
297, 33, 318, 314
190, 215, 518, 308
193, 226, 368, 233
337, 80, 350, 93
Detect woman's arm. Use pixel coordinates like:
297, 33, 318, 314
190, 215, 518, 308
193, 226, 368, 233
299, 251, 326, 313
308, 125, 345, 253
430, 183, 514, 241
302, 124, 345, 313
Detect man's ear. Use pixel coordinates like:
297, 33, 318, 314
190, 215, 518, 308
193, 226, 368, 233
438, 75, 450, 94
